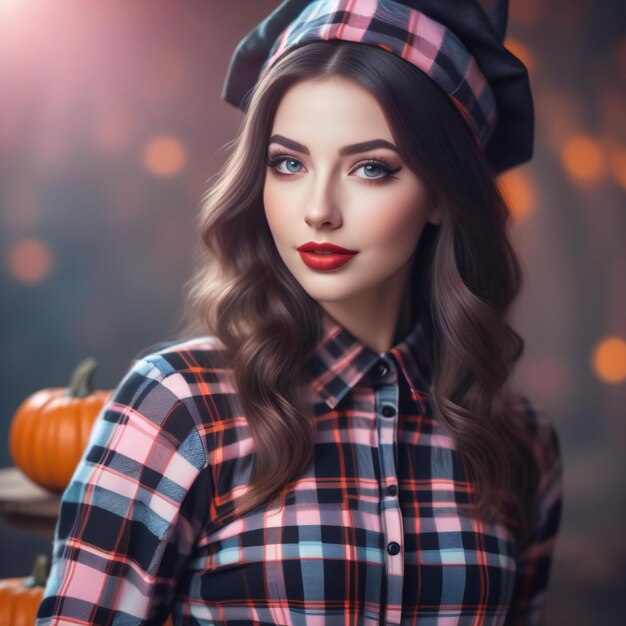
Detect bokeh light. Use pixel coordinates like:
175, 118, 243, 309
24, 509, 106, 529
498, 169, 536, 221
560, 134, 607, 185
591, 337, 626, 384
6, 238, 53, 284
142, 135, 187, 177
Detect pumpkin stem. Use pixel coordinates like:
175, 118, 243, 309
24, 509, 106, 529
67, 357, 98, 398
23, 553, 50, 587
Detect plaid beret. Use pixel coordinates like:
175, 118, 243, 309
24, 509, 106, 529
222, 0, 534, 173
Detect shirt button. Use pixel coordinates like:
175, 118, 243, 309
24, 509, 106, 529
372, 360, 389, 378
387, 541, 401, 555
386, 484, 398, 496
381, 405, 396, 417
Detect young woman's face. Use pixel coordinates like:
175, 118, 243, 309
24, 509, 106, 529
263, 76, 441, 312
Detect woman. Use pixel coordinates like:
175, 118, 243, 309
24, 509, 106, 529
36, 1, 562, 624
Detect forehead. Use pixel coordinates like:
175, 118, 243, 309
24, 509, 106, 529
270, 76, 394, 143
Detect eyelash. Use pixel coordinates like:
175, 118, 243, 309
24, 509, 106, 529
266, 152, 401, 185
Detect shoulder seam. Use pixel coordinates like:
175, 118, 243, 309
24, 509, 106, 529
132, 356, 210, 471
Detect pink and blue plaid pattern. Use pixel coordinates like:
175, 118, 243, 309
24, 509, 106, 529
36, 306, 562, 625
261, 0, 498, 149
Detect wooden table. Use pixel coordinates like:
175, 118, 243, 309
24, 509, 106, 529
0, 467, 61, 540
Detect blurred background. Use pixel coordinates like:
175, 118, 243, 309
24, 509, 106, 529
0, 0, 624, 623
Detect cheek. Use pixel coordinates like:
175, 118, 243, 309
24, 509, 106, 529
360, 194, 426, 250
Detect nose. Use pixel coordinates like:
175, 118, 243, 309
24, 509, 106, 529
303, 170, 342, 229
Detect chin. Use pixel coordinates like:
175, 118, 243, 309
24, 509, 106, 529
300, 281, 363, 302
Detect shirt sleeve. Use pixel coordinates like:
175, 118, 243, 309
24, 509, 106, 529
504, 399, 564, 626
35, 357, 210, 626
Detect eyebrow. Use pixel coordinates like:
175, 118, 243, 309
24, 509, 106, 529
268, 134, 399, 156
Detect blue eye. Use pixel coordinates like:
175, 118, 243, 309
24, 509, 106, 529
267, 154, 304, 175
353, 159, 401, 182
360, 163, 384, 178
283, 159, 303, 173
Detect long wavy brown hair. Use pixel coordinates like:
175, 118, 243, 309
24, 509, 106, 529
174, 41, 540, 551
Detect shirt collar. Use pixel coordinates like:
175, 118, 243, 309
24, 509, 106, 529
305, 306, 432, 413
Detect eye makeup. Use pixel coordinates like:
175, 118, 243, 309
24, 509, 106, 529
266, 151, 402, 185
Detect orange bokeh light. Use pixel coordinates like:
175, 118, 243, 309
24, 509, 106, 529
591, 336, 626, 384
560, 134, 607, 185
498, 169, 535, 221
142, 135, 186, 177
6, 238, 53, 284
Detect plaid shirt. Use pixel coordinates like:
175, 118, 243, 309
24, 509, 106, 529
36, 307, 562, 625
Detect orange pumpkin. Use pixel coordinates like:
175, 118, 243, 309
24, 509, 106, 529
9, 358, 113, 492
0, 554, 48, 626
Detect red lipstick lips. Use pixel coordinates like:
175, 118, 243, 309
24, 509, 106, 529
296, 241, 359, 271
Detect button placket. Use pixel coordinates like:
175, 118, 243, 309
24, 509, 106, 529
373, 361, 404, 616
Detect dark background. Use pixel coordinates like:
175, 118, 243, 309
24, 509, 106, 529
1, 1, 625, 624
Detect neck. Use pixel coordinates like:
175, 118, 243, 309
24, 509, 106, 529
317, 260, 416, 354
